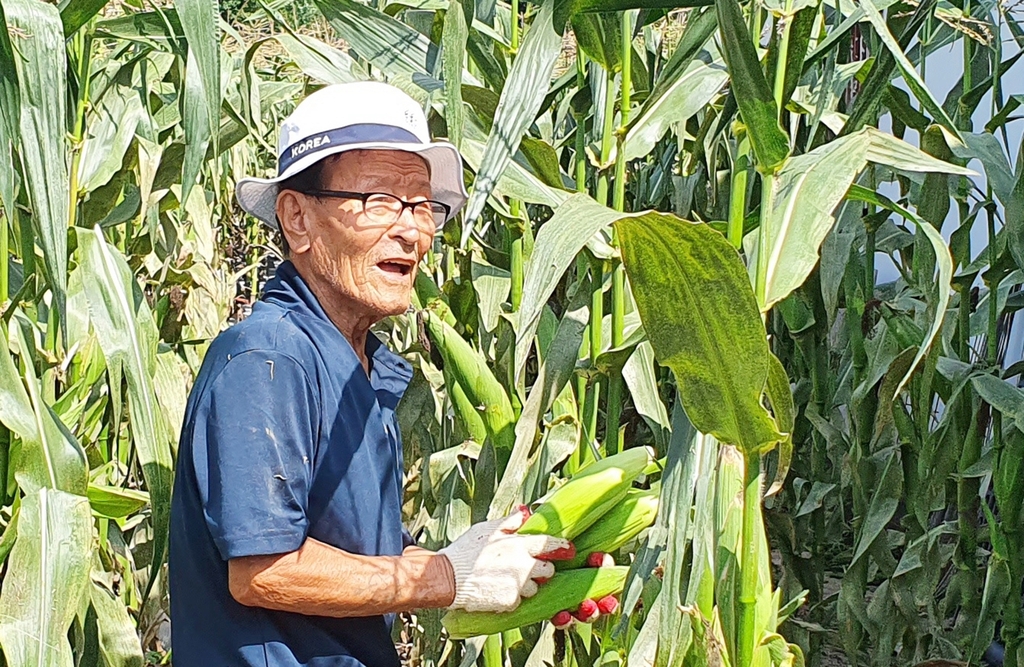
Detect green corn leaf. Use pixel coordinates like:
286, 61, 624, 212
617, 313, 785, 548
714, 0, 790, 173
93, 8, 184, 42
90, 577, 145, 667
461, 119, 569, 208
850, 447, 902, 565
915, 125, 953, 227
614, 6, 720, 163
617, 212, 781, 453
971, 534, 1010, 663
87, 484, 150, 519
1, 322, 88, 495
764, 352, 794, 497
572, 0, 712, 11
460, 0, 564, 236
846, 185, 952, 399
0, 487, 92, 667
953, 132, 1015, 207
765, 5, 816, 112
443, 0, 468, 149
840, 0, 933, 136
519, 136, 566, 190
0, 0, 19, 224
77, 88, 145, 194
6, 0, 69, 329
470, 260, 510, 334
1005, 144, 1024, 273
180, 46, 212, 211
175, 0, 220, 206
490, 291, 588, 518
465, 28, 507, 91
78, 227, 173, 594
273, 33, 367, 85
514, 194, 621, 384
857, 0, 960, 141
570, 11, 622, 72
747, 132, 871, 311
315, 0, 442, 86
623, 341, 671, 449
175, 0, 220, 136
747, 128, 968, 312
621, 56, 728, 162
0, 325, 35, 443
654, 405, 703, 667
985, 94, 1024, 134
863, 126, 974, 177
970, 374, 1024, 432
646, 5, 716, 105
58, 0, 109, 36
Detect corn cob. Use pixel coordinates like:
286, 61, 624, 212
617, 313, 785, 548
446, 367, 487, 445
424, 312, 516, 462
517, 447, 653, 540
556, 489, 659, 569
414, 272, 457, 326
441, 566, 629, 638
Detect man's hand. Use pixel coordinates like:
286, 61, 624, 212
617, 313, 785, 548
440, 509, 572, 613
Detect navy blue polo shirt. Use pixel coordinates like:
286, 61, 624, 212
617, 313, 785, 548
169, 260, 414, 667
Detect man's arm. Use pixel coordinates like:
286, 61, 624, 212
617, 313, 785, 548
228, 537, 456, 617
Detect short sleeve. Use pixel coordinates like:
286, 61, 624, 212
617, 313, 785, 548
191, 350, 320, 560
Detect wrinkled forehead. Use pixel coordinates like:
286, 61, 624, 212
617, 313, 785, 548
321, 150, 432, 191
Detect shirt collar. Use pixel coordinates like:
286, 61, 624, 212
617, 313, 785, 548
262, 261, 413, 405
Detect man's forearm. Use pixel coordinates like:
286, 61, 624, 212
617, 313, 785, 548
228, 537, 456, 617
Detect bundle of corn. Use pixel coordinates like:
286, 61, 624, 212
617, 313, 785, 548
441, 447, 658, 638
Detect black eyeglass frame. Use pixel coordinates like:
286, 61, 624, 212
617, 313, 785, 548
300, 189, 451, 224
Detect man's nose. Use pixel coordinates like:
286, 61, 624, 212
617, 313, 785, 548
391, 208, 427, 245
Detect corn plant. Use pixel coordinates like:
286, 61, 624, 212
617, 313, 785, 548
0, 0, 1022, 665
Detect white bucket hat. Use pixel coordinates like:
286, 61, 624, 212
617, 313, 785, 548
236, 81, 468, 229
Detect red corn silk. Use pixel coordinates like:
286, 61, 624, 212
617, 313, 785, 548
596, 595, 619, 615
573, 599, 600, 623
550, 610, 574, 630
537, 542, 576, 562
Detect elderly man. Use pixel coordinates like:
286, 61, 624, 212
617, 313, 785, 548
168, 82, 569, 667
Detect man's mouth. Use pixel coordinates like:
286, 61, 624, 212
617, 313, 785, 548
376, 259, 414, 277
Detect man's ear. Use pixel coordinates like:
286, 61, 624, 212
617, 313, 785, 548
276, 190, 313, 254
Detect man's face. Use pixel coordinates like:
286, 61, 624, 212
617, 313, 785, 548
295, 149, 437, 321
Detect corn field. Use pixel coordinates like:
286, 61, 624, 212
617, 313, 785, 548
0, 0, 1022, 663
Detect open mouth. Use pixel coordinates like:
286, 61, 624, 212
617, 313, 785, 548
376, 260, 414, 277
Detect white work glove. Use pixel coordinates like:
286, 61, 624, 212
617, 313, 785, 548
439, 508, 572, 613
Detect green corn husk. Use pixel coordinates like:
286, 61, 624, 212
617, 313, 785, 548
424, 311, 516, 458
556, 489, 659, 570
441, 566, 629, 638
518, 447, 653, 540
414, 271, 457, 326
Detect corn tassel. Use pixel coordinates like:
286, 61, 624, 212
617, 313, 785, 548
441, 567, 629, 638
556, 489, 659, 569
518, 447, 653, 540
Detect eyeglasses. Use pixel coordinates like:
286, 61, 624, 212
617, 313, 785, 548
302, 190, 450, 228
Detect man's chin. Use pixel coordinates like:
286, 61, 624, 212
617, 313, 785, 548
369, 291, 412, 319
